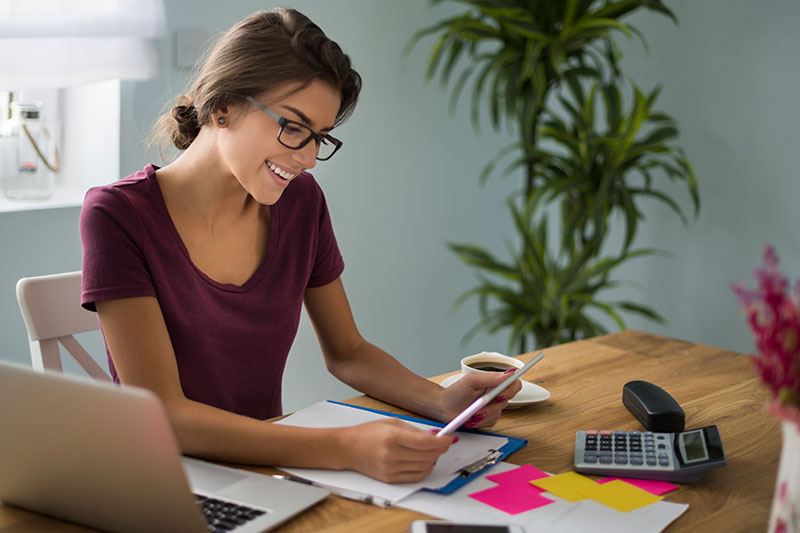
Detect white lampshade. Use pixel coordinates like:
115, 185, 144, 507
0, 0, 166, 90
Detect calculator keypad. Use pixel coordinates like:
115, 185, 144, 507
576, 430, 675, 471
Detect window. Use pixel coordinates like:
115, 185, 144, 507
0, 0, 165, 212
0, 91, 11, 123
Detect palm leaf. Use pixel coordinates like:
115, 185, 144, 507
416, 0, 692, 352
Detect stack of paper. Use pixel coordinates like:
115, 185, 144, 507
276, 402, 687, 532
275, 401, 508, 503
396, 462, 687, 533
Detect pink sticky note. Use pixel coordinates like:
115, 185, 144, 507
596, 477, 678, 496
486, 464, 550, 485
469, 482, 554, 515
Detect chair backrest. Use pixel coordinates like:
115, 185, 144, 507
16, 271, 111, 381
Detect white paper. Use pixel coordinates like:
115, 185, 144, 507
275, 401, 508, 502
396, 462, 689, 533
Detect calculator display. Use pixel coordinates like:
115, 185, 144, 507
678, 429, 709, 464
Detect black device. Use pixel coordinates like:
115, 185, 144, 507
573, 379, 726, 483
573, 426, 726, 483
410, 521, 523, 533
622, 380, 685, 433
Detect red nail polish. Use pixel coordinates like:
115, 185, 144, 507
495, 396, 506, 403
465, 420, 476, 428
453, 436, 460, 443
503, 368, 516, 374
474, 413, 486, 423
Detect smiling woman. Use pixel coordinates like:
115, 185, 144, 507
78, 7, 524, 485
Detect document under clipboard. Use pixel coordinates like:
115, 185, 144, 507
327, 400, 527, 494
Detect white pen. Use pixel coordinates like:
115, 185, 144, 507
272, 474, 393, 508
436, 352, 544, 437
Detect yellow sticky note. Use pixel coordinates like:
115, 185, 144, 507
530, 471, 598, 502
583, 479, 664, 512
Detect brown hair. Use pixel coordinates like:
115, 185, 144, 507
153, 7, 362, 152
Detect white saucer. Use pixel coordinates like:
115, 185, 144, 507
439, 374, 551, 409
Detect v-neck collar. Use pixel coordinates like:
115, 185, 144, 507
144, 163, 279, 292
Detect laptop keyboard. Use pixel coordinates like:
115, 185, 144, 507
196, 494, 267, 532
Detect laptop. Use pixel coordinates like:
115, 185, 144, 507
0, 361, 329, 533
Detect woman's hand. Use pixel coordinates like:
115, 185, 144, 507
335, 418, 457, 483
438, 371, 523, 430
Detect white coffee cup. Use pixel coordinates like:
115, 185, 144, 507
460, 351, 524, 377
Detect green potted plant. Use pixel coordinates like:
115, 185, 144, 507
410, 0, 698, 353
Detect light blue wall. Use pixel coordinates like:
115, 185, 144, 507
608, 0, 800, 356
0, 207, 82, 364
1, 1, 797, 411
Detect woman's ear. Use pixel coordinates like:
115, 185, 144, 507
213, 105, 230, 128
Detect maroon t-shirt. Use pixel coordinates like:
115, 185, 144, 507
80, 164, 344, 419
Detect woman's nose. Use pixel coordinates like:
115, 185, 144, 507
293, 141, 318, 170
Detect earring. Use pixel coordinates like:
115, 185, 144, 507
217, 116, 227, 126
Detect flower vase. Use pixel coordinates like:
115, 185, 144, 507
769, 405, 800, 533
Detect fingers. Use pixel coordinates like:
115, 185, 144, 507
458, 369, 524, 400
439, 368, 526, 431
464, 411, 486, 429
393, 423, 454, 455
345, 419, 457, 484
461, 379, 520, 429
500, 378, 523, 399
464, 401, 505, 429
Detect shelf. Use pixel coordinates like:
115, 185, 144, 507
0, 185, 85, 213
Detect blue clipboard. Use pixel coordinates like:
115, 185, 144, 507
327, 400, 527, 494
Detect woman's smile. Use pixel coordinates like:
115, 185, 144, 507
266, 160, 298, 181
265, 160, 298, 189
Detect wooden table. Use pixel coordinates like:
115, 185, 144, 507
0, 331, 781, 532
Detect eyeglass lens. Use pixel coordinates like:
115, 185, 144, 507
279, 123, 337, 160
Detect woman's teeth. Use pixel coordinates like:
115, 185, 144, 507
267, 161, 296, 181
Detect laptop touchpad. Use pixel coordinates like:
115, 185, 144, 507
183, 458, 250, 492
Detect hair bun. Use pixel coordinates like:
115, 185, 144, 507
170, 100, 201, 150
172, 103, 197, 122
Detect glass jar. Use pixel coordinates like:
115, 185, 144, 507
0, 101, 59, 200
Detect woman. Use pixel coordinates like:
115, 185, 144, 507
80, 7, 520, 483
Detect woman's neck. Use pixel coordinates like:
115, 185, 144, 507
156, 128, 258, 230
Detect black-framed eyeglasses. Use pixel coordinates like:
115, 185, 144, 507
244, 96, 343, 161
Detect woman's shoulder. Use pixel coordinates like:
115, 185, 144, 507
83, 164, 160, 211
81, 164, 165, 232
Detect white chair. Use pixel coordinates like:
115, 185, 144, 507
16, 271, 111, 381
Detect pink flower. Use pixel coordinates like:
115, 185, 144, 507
731, 245, 800, 408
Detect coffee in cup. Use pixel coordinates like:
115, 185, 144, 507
460, 351, 524, 377
466, 362, 517, 372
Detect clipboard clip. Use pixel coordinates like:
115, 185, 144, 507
458, 449, 503, 478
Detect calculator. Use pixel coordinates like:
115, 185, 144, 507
573, 425, 726, 483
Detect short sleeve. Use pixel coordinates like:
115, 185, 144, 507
80, 186, 157, 311
306, 180, 344, 288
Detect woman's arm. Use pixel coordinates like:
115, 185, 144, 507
303, 278, 522, 427
96, 296, 454, 482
